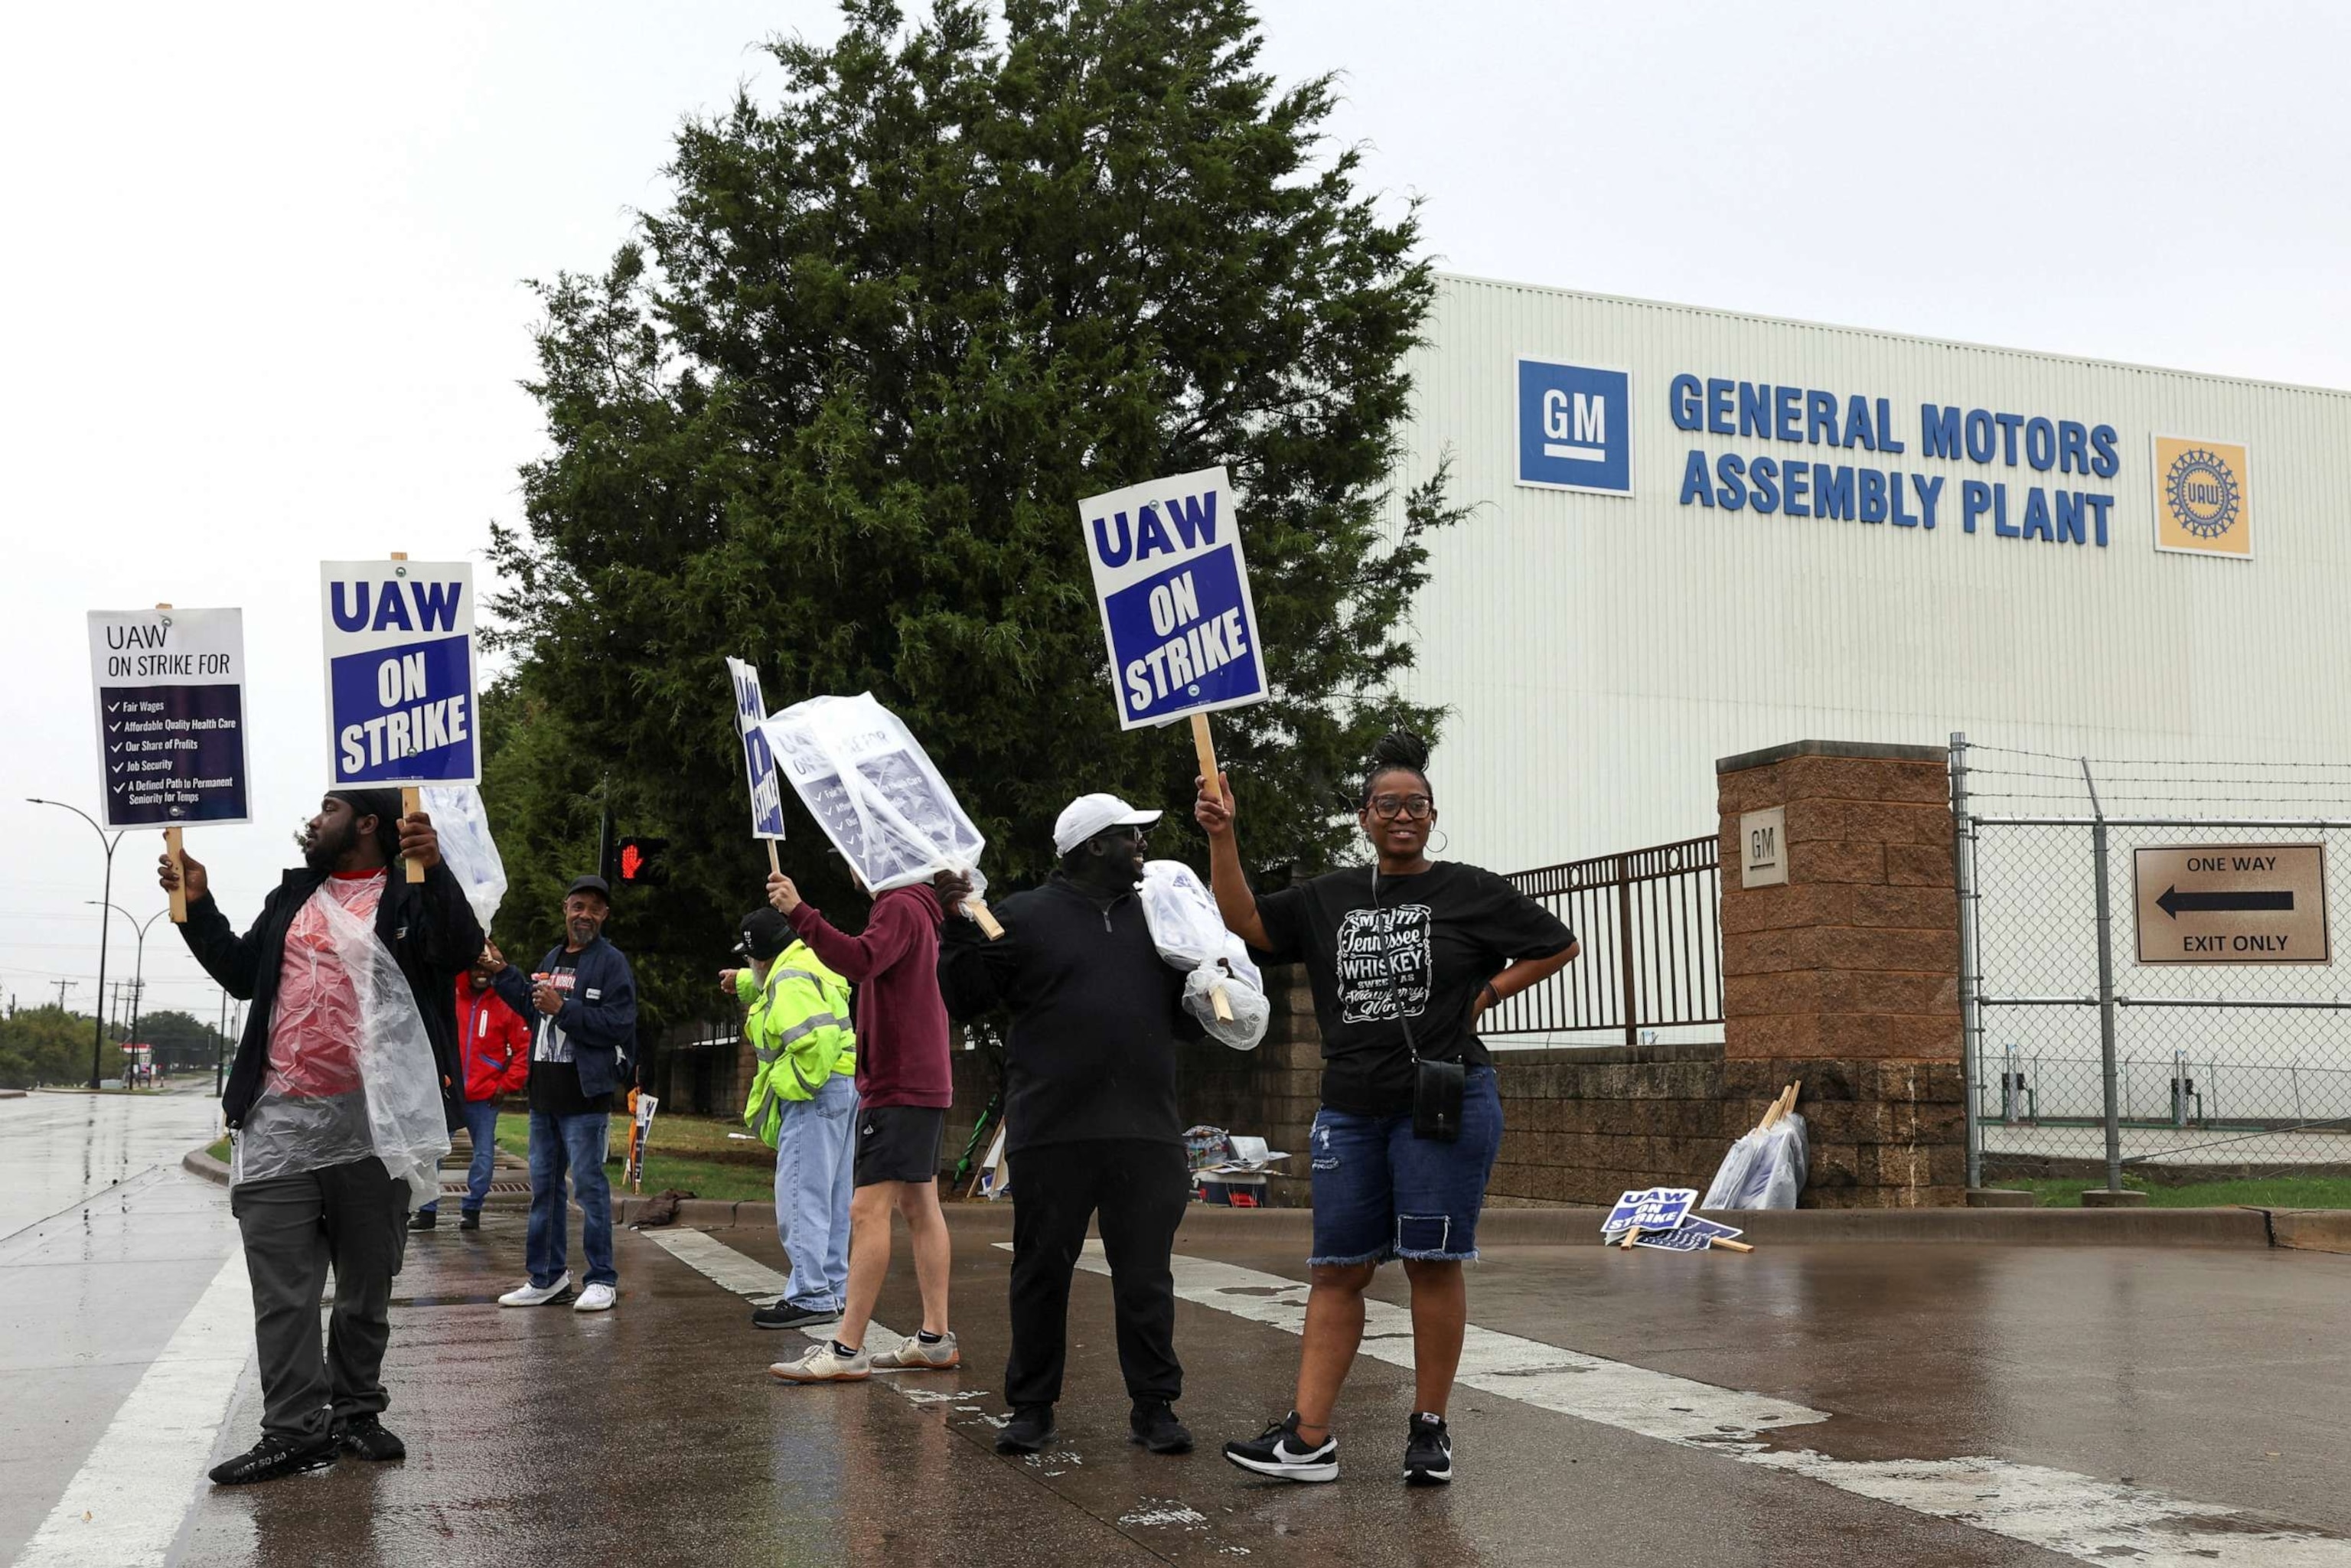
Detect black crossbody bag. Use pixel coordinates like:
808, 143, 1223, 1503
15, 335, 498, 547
1373, 870, 1464, 1143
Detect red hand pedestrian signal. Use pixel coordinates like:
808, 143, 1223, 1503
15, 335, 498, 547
615, 836, 667, 886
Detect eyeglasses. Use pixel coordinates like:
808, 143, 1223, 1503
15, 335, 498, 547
1368, 794, 1433, 821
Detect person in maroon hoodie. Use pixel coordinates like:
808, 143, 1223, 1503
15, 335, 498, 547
409, 944, 533, 1232
765, 865, 970, 1383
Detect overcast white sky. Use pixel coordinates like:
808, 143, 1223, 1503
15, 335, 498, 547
4, 2, 2345, 1025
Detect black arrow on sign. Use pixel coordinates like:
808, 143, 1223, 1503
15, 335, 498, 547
2157, 885, 2294, 919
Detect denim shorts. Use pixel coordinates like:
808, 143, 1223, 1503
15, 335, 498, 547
1307, 1067, 1503, 1266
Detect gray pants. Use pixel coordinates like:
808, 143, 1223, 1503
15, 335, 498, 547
229, 1158, 411, 1439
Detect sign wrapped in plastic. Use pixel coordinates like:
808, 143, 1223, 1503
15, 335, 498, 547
1140, 860, 1267, 1050
757, 693, 999, 934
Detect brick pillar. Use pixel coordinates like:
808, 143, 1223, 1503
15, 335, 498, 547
1717, 741, 1965, 1208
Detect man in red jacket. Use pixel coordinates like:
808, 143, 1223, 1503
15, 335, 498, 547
765, 868, 966, 1383
410, 945, 532, 1232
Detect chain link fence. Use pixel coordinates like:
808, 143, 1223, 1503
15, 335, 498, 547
1955, 738, 2351, 1189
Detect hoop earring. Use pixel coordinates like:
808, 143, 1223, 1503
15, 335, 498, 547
1429, 830, 1449, 855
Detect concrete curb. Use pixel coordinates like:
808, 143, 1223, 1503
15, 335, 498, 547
2269, 1209, 2351, 1255
611, 1192, 2284, 1248
184, 1147, 230, 1185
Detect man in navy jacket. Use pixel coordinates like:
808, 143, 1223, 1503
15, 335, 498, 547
484, 874, 638, 1313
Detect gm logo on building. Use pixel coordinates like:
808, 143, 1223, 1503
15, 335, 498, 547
1517, 358, 1632, 495
2152, 435, 2252, 559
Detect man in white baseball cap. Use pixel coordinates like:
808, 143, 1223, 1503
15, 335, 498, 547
940, 789, 1202, 1459
1052, 793, 1163, 856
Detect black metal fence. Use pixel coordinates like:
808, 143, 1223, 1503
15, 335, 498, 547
1488, 836, 1723, 1045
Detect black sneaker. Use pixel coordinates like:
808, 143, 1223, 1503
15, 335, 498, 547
1404, 1413, 1452, 1485
208, 1431, 339, 1485
334, 1414, 406, 1462
458, 1210, 481, 1231
1223, 1413, 1338, 1483
406, 1209, 437, 1231
1129, 1399, 1194, 1454
752, 1299, 838, 1332
995, 1403, 1057, 1455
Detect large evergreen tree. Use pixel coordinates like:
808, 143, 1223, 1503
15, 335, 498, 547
487, 0, 1456, 1022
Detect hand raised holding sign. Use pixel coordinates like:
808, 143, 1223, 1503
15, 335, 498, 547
158, 845, 209, 903
397, 808, 442, 872
767, 872, 802, 916
1192, 771, 1235, 839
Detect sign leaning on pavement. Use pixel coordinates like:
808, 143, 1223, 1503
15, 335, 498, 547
1601, 1187, 1699, 1236
320, 560, 479, 787
1078, 465, 1267, 732
2132, 843, 2330, 965
725, 657, 787, 843
87, 607, 251, 829
1632, 1216, 1746, 1253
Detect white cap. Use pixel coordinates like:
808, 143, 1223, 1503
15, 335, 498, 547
1053, 793, 1163, 856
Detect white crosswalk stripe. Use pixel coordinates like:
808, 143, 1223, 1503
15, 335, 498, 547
14, 1249, 253, 1568
1054, 1244, 2351, 1566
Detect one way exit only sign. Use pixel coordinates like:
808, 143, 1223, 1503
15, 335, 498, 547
2133, 843, 2330, 965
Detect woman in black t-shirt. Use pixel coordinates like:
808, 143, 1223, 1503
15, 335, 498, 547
1197, 732, 1578, 1488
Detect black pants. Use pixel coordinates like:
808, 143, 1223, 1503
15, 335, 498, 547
229, 1158, 411, 1439
1005, 1139, 1190, 1410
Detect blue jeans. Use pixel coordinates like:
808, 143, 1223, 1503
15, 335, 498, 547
1307, 1067, 1503, 1266
772, 1074, 858, 1310
419, 1097, 502, 1215
527, 1110, 615, 1289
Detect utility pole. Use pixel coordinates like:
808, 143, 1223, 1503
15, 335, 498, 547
54, 979, 75, 1012
28, 797, 123, 1090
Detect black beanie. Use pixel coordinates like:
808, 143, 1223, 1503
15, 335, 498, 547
328, 787, 405, 862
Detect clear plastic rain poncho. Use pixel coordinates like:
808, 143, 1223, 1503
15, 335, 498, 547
230, 882, 452, 1205
1700, 1113, 1809, 1210
757, 693, 989, 898
419, 783, 508, 934
1140, 860, 1269, 1051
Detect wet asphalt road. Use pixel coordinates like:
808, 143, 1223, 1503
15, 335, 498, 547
5, 1091, 2351, 1566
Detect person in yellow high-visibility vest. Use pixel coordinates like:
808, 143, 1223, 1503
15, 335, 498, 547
723, 907, 857, 1332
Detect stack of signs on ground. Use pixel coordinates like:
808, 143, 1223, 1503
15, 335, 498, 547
86, 608, 251, 828
1601, 1187, 1699, 1239
756, 693, 986, 895
1598, 1188, 1747, 1253
1630, 1216, 1746, 1253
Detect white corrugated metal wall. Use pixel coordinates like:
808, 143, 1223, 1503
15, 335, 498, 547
1393, 274, 2351, 874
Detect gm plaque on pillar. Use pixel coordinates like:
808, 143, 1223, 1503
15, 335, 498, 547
1740, 806, 1788, 888
86, 608, 252, 827
1077, 465, 1267, 729
320, 562, 480, 785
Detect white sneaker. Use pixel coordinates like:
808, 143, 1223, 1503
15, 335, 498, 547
871, 1331, 960, 1370
572, 1283, 617, 1313
498, 1273, 572, 1307
768, 1340, 869, 1383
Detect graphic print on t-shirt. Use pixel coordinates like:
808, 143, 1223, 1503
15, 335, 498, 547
1335, 904, 1433, 1024
533, 963, 578, 1062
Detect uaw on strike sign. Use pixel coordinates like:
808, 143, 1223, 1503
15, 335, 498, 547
1078, 466, 1267, 729
320, 561, 479, 785
87, 608, 251, 827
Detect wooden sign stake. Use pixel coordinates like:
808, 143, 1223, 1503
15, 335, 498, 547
164, 828, 187, 923
388, 555, 427, 883
967, 898, 1006, 941
1187, 712, 1233, 1015
767, 841, 782, 878
1190, 712, 1221, 804
155, 601, 191, 922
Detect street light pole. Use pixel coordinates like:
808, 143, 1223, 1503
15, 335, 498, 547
89, 903, 166, 1079
30, 799, 124, 1090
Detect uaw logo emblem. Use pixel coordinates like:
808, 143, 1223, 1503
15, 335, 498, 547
2151, 435, 2252, 559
